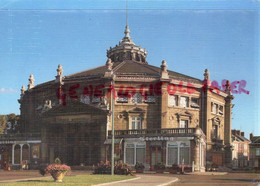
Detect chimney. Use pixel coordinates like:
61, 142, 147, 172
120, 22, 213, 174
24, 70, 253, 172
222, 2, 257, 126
241, 132, 244, 137
231, 130, 236, 135
250, 133, 253, 140
236, 130, 241, 136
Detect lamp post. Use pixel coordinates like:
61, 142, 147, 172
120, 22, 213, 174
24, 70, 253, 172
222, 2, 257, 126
111, 74, 116, 175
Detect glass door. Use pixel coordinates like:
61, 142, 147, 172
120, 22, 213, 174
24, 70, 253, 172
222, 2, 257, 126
150, 146, 162, 170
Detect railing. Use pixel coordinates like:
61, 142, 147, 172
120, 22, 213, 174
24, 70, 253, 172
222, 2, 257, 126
0, 133, 41, 141
108, 128, 196, 137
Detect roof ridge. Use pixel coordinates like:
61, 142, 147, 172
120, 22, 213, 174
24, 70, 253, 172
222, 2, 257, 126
142, 63, 161, 75
113, 61, 127, 72
66, 64, 106, 77
115, 60, 160, 75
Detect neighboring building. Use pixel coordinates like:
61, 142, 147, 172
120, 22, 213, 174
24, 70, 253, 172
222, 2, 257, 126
231, 130, 250, 169
0, 23, 235, 171
249, 133, 260, 170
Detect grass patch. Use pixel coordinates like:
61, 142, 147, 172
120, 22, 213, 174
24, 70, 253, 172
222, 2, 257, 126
1, 174, 135, 186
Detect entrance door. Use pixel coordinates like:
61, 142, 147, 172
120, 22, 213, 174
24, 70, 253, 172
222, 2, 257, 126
212, 153, 223, 166
150, 146, 162, 170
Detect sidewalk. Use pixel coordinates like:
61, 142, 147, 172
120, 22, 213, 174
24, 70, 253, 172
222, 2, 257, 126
96, 174, 178, 186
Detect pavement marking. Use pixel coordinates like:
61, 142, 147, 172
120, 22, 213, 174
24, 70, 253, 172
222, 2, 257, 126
157, 178, 179, 186
94, 176, 141, 186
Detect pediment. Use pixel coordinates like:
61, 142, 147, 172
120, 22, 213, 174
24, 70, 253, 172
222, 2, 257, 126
175, 111, 193, 117
211, 116, 222, 123
127, 107, 146, 113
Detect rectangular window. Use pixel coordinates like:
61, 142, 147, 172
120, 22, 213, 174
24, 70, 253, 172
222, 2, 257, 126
212, 103, 217, 114
169, 95, 177, 106
179, 147, 190, 165
144, 96, 156, 103
212, 125, 218, 139
131, 116, 142, 130
191, 98, 199, 108
180, 120, 188, 133
167, 141, 190, 166
136, 148, 146, 165
125, 148, 134, 165
125, 143, 146, 166
180, 97, 188, 107
168, 146, 178, 165
219, 105, 223, 115
117, 96, 128, 103
256, 148, 260, 156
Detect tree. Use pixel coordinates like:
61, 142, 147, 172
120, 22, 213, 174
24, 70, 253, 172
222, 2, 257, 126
5, 113, 20, 133
0, 115, 7, 134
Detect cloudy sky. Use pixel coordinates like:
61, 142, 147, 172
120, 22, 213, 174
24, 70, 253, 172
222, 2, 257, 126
0, 0, 259, 137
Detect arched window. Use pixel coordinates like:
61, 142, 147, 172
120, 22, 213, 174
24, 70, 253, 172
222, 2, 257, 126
14, 145, 20, 164
80, 95, 90, 104
136, 53, 140, 61
22, 144, 29, 161
126, 51, 131, 60
131, 93, 142, 104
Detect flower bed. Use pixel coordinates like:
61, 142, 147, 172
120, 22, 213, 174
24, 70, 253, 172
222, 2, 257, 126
39, 158, 71, 182
93, 160, 134, 175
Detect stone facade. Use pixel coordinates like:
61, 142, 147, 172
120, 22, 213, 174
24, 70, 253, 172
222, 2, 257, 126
0, 24, 234, 171
249, 133, 260, 170
231, 130, 250, 169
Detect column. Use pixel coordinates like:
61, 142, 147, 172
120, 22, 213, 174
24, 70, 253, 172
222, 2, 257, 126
28, 144, 31, 163
161, 82, 169, 128
224, 94, 234, 167
20, 144, 24, 165
194, 139, 200, 171
12, 144, 15, 165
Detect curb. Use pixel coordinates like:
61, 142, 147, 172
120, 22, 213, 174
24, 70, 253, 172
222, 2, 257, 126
0, 176, 52, 183
158, 178, 179, 186
94, 176, 141, 186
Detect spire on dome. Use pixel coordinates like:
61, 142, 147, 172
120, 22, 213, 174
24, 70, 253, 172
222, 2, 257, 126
119, 25, 135, 45
124, 25, 130, 38
119, 0, 134, 46
106, 0, 147, 64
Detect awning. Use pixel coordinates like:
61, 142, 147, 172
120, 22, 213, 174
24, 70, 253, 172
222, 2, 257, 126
104, 138, 123, 145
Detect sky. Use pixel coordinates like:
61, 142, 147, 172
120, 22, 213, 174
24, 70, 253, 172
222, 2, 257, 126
0, 0, 259, 138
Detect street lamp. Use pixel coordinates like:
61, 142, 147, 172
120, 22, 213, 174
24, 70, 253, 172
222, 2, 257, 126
111, 74, 116, 175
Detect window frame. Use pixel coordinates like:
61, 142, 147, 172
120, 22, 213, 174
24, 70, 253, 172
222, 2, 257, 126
190, 97, 200, 108
179, 119, 189, 128
180, 96, 189, 107
166, 141, 190, 166
256, 148, 260, 156
169, 95, 178, 106
131, 93, 142, 104
124, 142, 146, 166
130, 116, 142, 130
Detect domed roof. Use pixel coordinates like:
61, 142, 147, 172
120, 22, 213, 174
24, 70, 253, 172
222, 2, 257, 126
107, 25, 147, 64
65, 60, 202, 84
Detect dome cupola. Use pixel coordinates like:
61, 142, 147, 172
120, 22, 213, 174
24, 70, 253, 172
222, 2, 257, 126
107, 25, 148, 64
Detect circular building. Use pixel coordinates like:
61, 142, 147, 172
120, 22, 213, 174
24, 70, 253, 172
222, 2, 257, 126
15, 24, 234, 171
